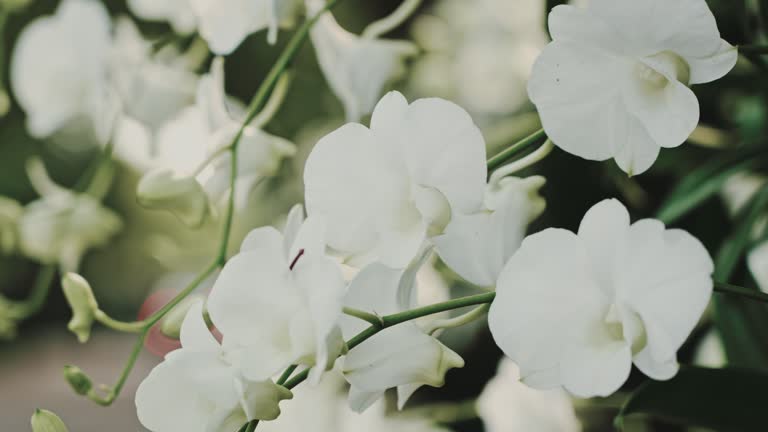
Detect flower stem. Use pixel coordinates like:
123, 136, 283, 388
282, 291, 497, 390
486, 128, 546, 172
362, 0, 422, 38
342, 307, 384, 328
489, 139, 553, 184
6, 264, 57, 320
244, 420, 259, 432
276, 365, 298, 386
714, 281, 768, 303
424, 303, 490, 335
739, 44, 768, 54
93, 310, 145, 333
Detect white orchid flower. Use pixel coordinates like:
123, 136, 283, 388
127, 0, 197, 34
135, 301, 292, 432
341, 255, 464, 412
434, 175, 546, 287
207, 204, 346, 383
136, 169, 211, 228
304, 91, 487, 269
17, 159, 122, 272
10, 0, 111, 139
137, 57, 295, 205
307, 0, 418, 121
477, 358, 580, 432
489, 199, 714, 397
190, 0, 302, 55
528, 0, 738, 175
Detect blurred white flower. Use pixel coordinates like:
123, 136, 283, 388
341, 258, 464, 412
410, 0, 547, 116
127, 0, 197, 34
307, 0, 417, 121
489, 199, 714, 397
692, 330, 726, 368
207, 205, 346, 383
10, 0, 111, 138
136, 301, 292, 432
109, 18, 198, 135
477, 358, 580, 432
528, 0, 738, 175
304, 91, 487, 268
191, 0, 302, 54
0, 196, 22, 255
18, 159, 122, 272
137, 169, 210, 228
339, 398, 451, 432
145, 57, 295, 203
434, 176, 546, 287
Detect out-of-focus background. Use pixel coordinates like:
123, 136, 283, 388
1, 0, 766, 430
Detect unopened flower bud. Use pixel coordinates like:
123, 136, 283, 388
61, 273, 99, 343
137, 169, 210, 228
159, 294, 206, 340
63, 365, 92, 396
31, 409, 69, 432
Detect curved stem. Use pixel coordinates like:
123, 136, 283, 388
342, 307, 383, 328
486, 128, 546, 172
6, 265, 57, 320
93, 310, 146, 333
424, 304, 490, 335
283, 291, 497, 390
489, 139, 553, 185
249, 72, 292, 129
362, 0, 422, 38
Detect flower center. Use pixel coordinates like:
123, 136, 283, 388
633, 51, 691, 90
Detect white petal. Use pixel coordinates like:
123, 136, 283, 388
687, 39, 738, 85
615, 222, 713, 365
610, 103, 660, 176
577, 199, 630, 293
342, 263, 404, 338
343, 323, 463, 400
240, 226, 284, 254
560, 328, 632, 398
347, 387, 385, 414
180, 300, 219, 353
236, 378, 293, 421
282, 203, 305, 256
190, 0, 263, 55
588, 0, 722, 57
488, 229, 609, 389
287, 215, 327, 260
633, 347, 679, 380
374, 94, 488, 213
548, 4, 628, 55
527, 41, 629, 162
623, 74, 700, 149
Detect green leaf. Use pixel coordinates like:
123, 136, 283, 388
656, 149, 762, 224
617, 367, 768, 431
713, 184, 768, 369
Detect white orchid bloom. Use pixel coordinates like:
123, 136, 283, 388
136, 169, 211, 228
528, 0, 738, 175
304, 91, 487, 269
109, 18, 198, 135
307, 0, 418, 121
17, 159, 122, 272
341, 257, 464, 412
190, 0, 302, 54
207, 204, 346, 383
127, 0, 197, 34
10, 0, 111, 139
136, 301, 292, 432
135, 57, 295, 206
489, 199, 714, 397
434, 176, 546, 287
477, 358, 580, 432
0, 196, 22, 255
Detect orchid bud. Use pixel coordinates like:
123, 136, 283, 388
61, 273, 99, 343
63, 365, 92, 396
137, 169, 210, 228
31, 409, 69, 432
159, 294, 206, 340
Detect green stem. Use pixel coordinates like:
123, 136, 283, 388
276, 365, 298, 386
424, 304, 490, 335
244, 420, 259, 432
93, 310, 145, 333
714, 281, 768, 303
486, 128, 546, 172
283, 292, 497, 390
739, 44, 768, 54
342, 307, 383, 328
6, 265, 57, 319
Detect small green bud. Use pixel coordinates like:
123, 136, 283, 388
63, 365, 92, 395
61, 273, 99, 343
31, 409, 69, 432
160, 294, 206, 339
137, 169, 210, 228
